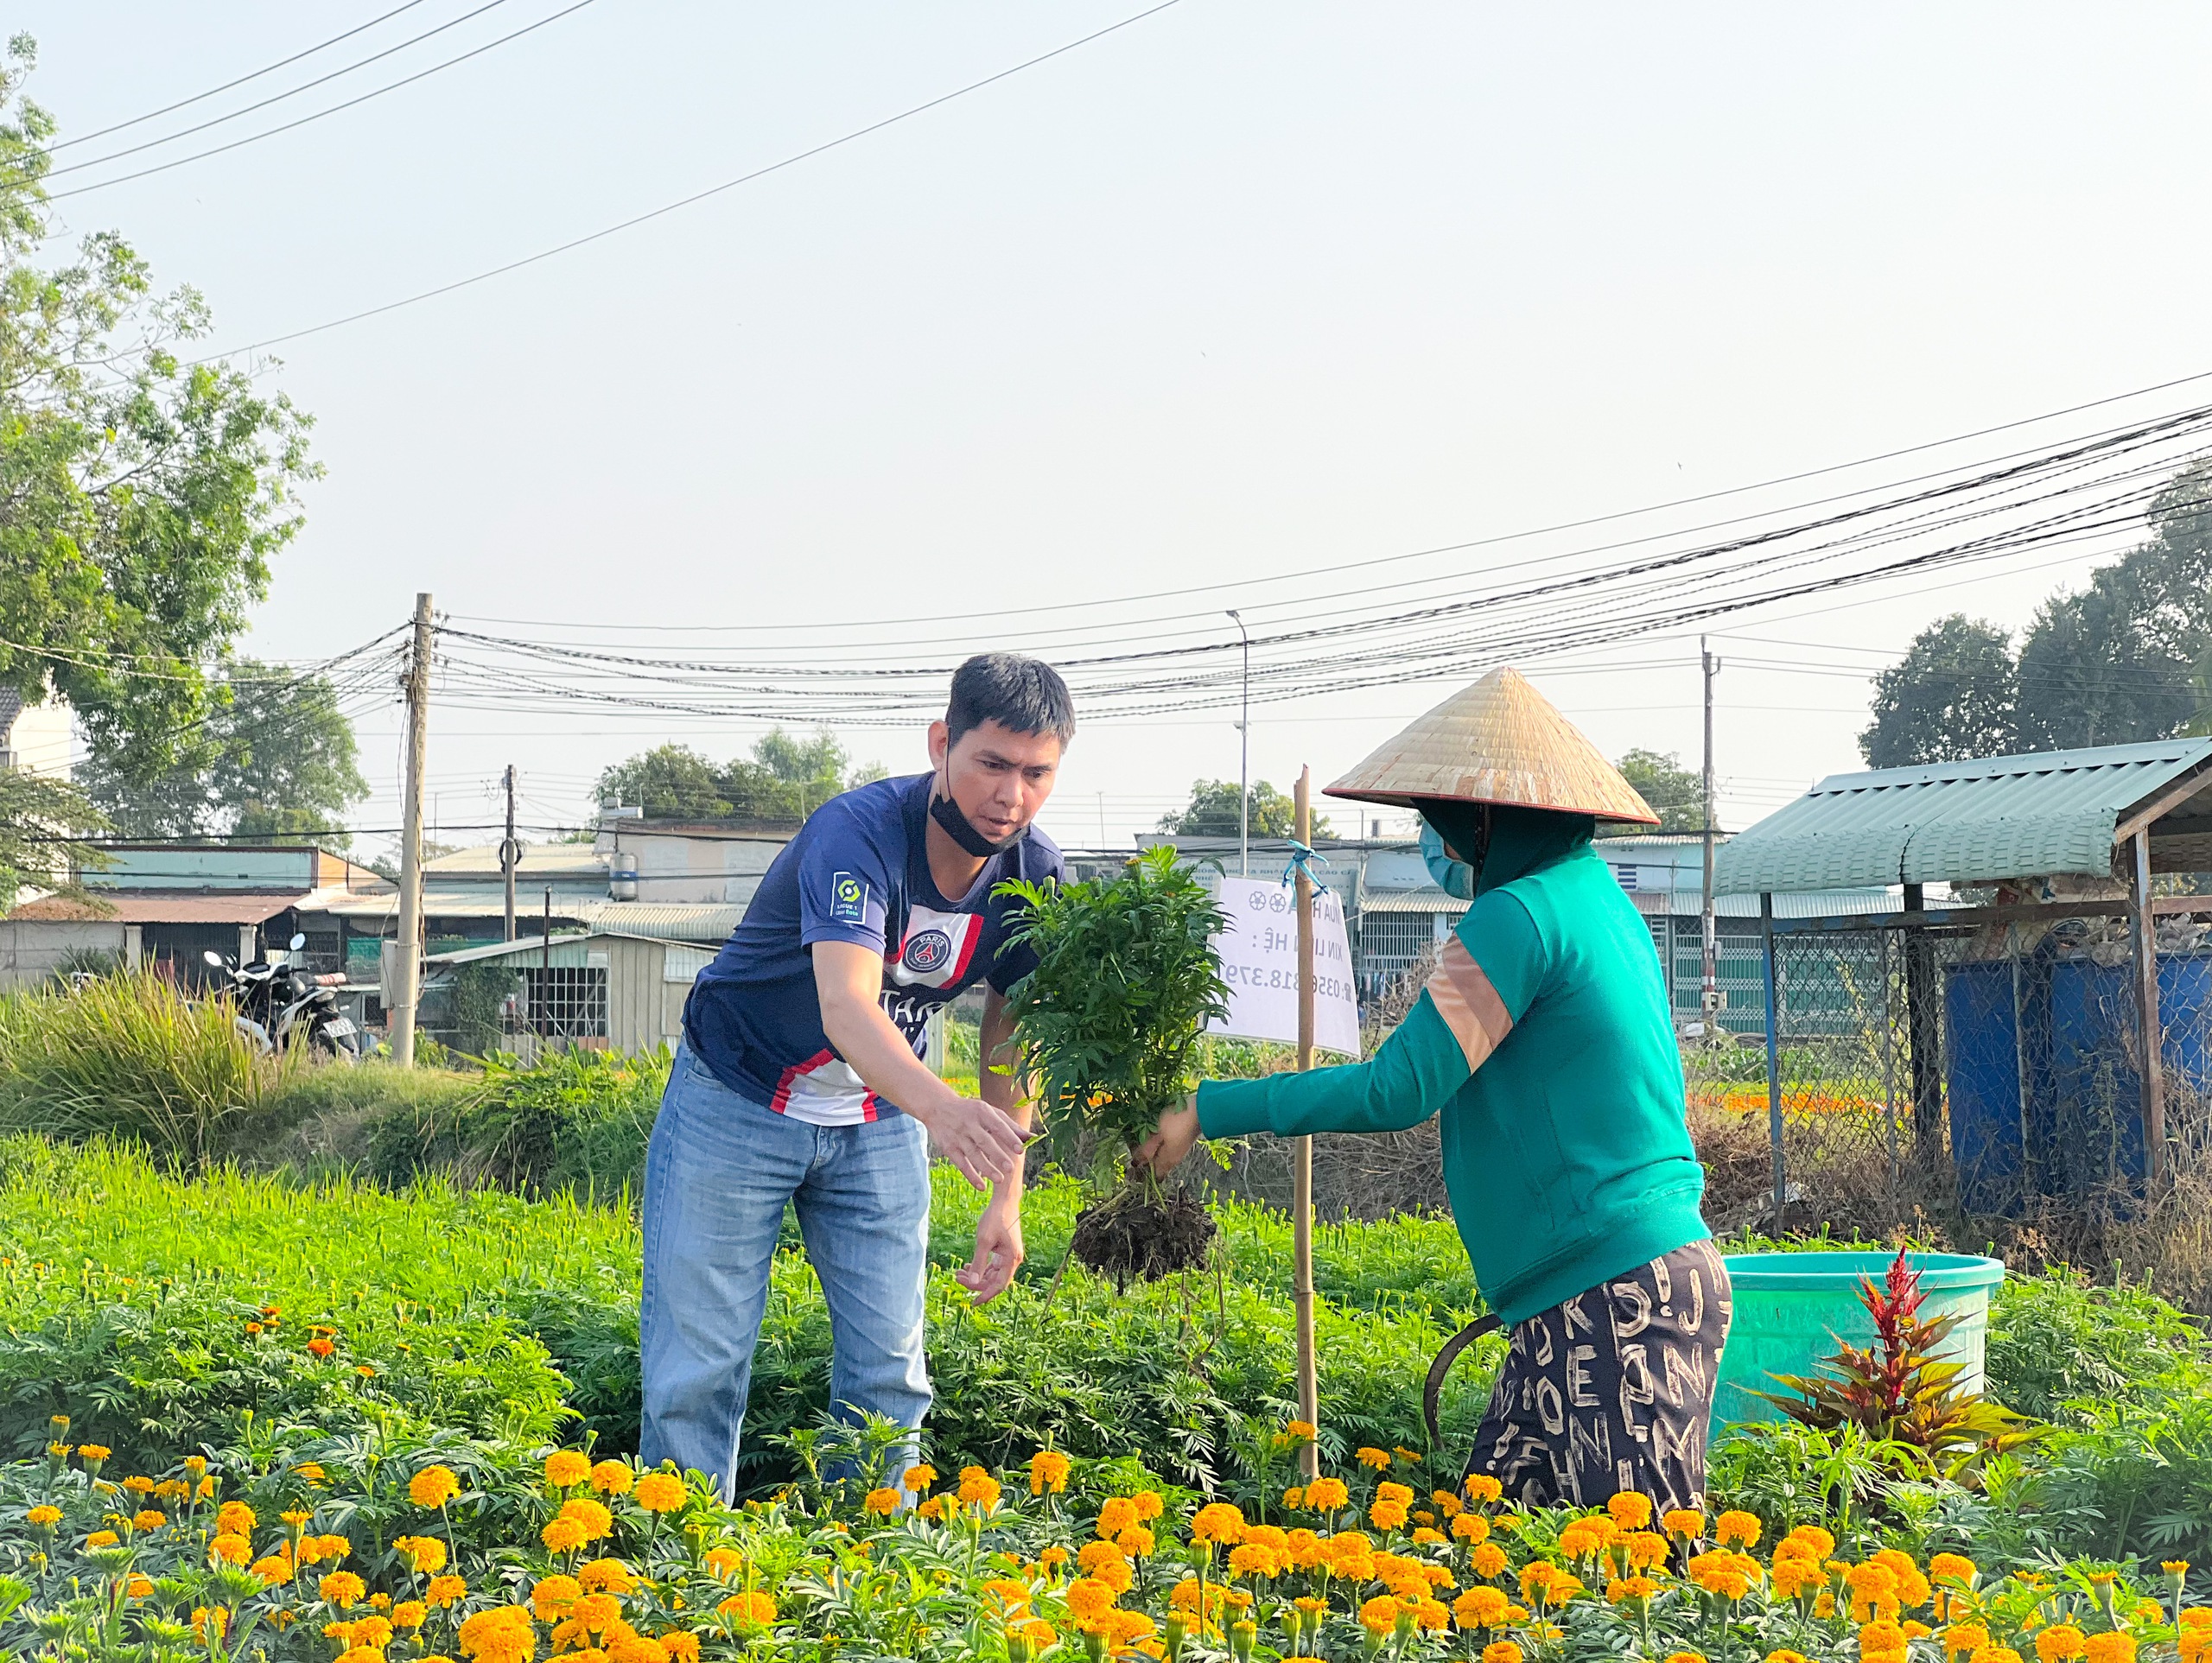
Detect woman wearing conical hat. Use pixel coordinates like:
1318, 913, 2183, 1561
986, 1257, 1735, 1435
1140, 667, 1730, 1513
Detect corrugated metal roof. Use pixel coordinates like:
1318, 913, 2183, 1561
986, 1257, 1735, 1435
582, 902, 744, 940
7, 892, 302, 924
1360, 886, 1465, 915
1716, 738, 2212, 895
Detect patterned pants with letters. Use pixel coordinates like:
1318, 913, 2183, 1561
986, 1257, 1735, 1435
1465, 1240, 1732, 1513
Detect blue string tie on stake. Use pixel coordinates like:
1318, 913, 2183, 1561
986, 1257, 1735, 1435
1279, 839, 1330, 894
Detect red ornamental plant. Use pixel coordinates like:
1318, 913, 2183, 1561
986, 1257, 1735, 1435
1754, 1248, 2042, 1480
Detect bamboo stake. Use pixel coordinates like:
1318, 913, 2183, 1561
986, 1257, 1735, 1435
1293, 766, 1319, 1480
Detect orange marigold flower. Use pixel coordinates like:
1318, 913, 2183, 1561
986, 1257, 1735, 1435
131, 1509, 165, 1532
410, 1465, 461, 1508
2082, 1636, 2136, 1663
86, 1529, 119, 1548
210, 1533, 251, 1566
1662, 1508, 1706, 1539
1484, 1645, 1523, 1663
308, 1337, 336, 1358
394, 1601, 428, 1630
1472, 1542, 1509, 1579
1356, 1448, 1392, 1470
1029, 1450, 1071, 1495
957, 1466, 1003, 1508
560, 1497, 614, 1541
579, 1558, 637, 1595
1066, 1578, 1116, 1622
863, 1487, 900, 1516
427, 1575, 467, 1609
320, 1571, 367, 1609
1358, 1596, 1399, 1634
25, 1505, 58, 1528
532, 1575, 582, 1621
542, 1518, 588, 1553
1607, 1491, 1654, 1531
1192, 1502, 1248, 1544
702, 1546, 744, 1579
1456, 1588, 1511, 1628
716, 1591, 779, 1629
1464, 1475, 1504, 1505
1305, 1477, 1351, 1512
1713, 1511, 1760, 1548
634, 1471, 687, 1513
659, 1633, 702, 1663
1370, 1498, 1409, 1531
1452, 1513, 1491, 1544
544, 1450, 592, 1489
902, 1465, 937, 1493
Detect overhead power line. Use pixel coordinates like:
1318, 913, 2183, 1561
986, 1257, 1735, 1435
47, 0, 593, 202
41, 0, 434, 156
187, 0, 1186, 362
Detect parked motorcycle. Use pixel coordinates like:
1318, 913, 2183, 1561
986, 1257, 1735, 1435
202, 933, 363, 1062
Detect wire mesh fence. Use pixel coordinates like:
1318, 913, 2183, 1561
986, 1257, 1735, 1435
1685, 904, 2212, 1260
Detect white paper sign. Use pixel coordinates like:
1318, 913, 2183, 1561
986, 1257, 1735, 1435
1207, 876, 1363, 1057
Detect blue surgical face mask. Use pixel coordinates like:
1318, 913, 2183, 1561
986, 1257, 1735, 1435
1421, 822, 1473, 902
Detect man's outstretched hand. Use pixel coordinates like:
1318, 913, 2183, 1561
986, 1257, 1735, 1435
1133, 1097, 1201, 1180
957, 1198, 1024, 1304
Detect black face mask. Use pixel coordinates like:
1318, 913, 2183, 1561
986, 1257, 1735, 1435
931, 784, 1025, 858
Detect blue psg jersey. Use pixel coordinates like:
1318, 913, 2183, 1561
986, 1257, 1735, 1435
682, 772, 1064, 1125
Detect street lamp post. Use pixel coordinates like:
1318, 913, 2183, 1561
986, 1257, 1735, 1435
1228, 610, 1250, 877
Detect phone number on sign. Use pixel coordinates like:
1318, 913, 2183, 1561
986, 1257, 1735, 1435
1223, 964, 1356, 1000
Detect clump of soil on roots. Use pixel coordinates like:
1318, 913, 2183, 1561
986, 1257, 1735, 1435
1070, 1186, 1217, 1287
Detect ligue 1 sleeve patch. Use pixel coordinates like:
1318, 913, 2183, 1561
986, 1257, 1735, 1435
829, 872, 869, 924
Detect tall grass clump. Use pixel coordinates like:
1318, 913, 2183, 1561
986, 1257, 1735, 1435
0, 969, 302, 1167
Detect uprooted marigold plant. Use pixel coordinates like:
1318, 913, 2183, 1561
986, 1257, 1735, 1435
996, 846, 1230, 1285
1754, 1247, 2044, 1480
1, 1426, 2203, 1663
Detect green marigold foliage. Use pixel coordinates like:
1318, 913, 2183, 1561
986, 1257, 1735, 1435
997, 847, 1230, 1158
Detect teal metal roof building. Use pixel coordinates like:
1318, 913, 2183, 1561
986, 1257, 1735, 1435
1716, 737, 2212, 895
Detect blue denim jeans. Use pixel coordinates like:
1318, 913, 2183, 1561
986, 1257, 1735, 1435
639, 1041, 932, 1498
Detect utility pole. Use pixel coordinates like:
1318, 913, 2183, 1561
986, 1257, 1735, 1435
501, 765, 519, 943
1228, 610, 1250, 877
392, 593, 433, 1067
1700, 639, 1720, 1038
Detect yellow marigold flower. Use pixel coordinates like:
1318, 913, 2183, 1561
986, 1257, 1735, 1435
2082, 1636, 2136, 1663
1356, 1448, 1392, 1471
215, 1500, 255, 1535
131, 1508, 165, 1532
1714, 1510, 1761, 1548
25, 1506, 58, 1527
542, 1517, 588, 1553
1472, 1542, 1510, 1579
350, 1616, 395, 1649
1457, 1586, 1513, 1628
660, 1633, 702, 1663
1117, 1526, 1155, 1558
1464, 1474, 1504, 1505
1414, 1527, 1448, 1546
1662, 1508, 1705, 1539
543, 1450, 591, 1489
863, 1486, 901, 1516
634, 1472, 686, 1514
393, 1601, 428, 1630
400, 1534, 449, 1574
1193, 1502, 1248, 1544
1948, 1627, 1994, 1659
560, 1497, 614, 1541
1971, 1649, 2026, 1663
1370, 1497, 1409, 1530
410, 1465, 461, 1508
958, 1466, 1003, 1508
1358, 1596, 1399, 1634
1097, 1496, 1140, 1538
1029, 1450, 1071, 1495
1306, 1476, 1351, 1512
702, 1546, 744, 1579
210, 1533, 251, 1566
585, 1460, 632, 1496
1283, 1486, 1306, 1510
531, 1575, 582, 1621
86, 1529, 119, 1547
1066, 1578, 1116, 1621
321, 1571, 368, 1609
715, 1590, 776, 1628
1767, 1653, 1811, 1663
1930, 1553, 1978, 1587
579, 1558, 637, 1595
1484, 1645, 1524, 1663
458, 1605, 537, 1661
917, 1496, 944, 1520
903, 1464, 937, 1493
1452, 1512, 1491, 1543
427, 1576, 467, 1609
334, 1648, 382, 1663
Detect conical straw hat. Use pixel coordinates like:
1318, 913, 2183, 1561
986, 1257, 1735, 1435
1325, 666, 1659, 824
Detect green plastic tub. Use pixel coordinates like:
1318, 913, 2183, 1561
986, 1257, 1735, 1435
1713, 1252, 2006, 1427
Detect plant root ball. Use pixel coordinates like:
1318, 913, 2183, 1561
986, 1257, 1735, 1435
1069, 1186, 1217, 1287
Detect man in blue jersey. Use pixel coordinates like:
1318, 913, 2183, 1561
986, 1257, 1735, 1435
639, 654, 1071, 1496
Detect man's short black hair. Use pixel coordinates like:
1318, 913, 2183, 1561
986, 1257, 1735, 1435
946, 654, 1076, 748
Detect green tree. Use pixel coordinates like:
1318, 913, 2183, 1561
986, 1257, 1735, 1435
0, 39, 316, 781
2013, 462, 2212, 750
1157, 779, 1332, 840
594, 729, 885, 823
594, 744, 731, 821
1859, 615, 2020, 768
81, 662, 367, 843
0, 769, 105, 911
1614, 748, 1706, 833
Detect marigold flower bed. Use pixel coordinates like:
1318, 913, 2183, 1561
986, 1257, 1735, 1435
2, 1425, 2203, 1663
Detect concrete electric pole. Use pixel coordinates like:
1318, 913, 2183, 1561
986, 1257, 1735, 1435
391, 593, 433, 1066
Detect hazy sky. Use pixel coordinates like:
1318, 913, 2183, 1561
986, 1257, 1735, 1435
20, 3, 2212, 856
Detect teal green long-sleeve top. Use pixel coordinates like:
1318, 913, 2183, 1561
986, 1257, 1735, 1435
1195, 811, 1708, 1326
